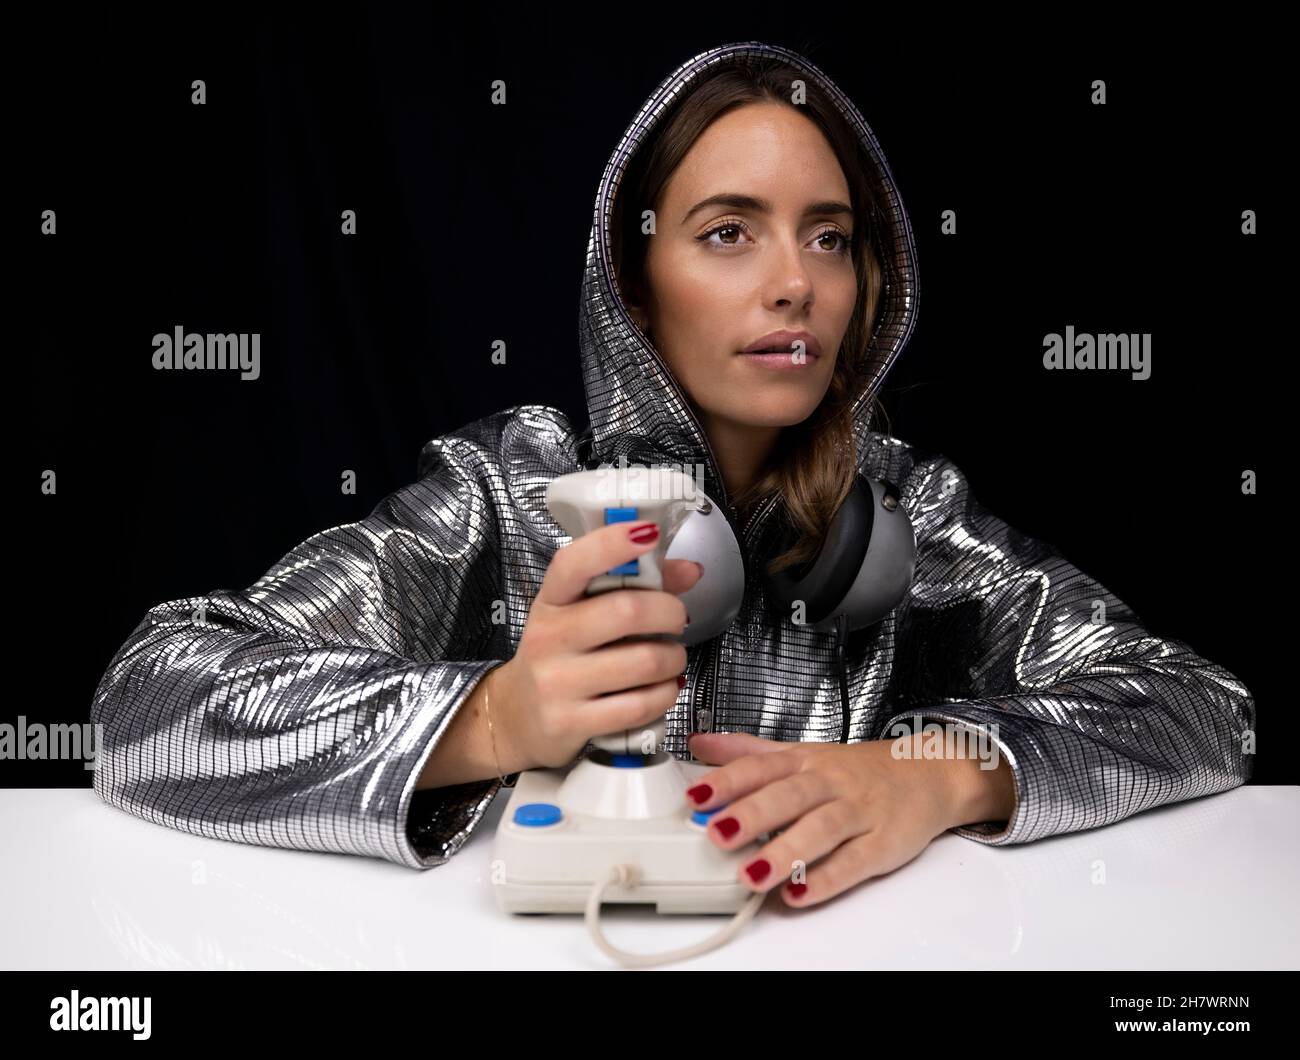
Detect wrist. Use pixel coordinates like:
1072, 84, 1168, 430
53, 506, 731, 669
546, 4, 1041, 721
482, 660, 529, 776
942, 753, 1016, 831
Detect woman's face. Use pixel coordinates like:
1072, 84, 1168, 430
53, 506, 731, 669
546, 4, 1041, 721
630, 101, 859, 435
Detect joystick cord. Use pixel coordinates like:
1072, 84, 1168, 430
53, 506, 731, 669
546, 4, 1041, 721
581, 616, 850, 967
585, 865, 767, 968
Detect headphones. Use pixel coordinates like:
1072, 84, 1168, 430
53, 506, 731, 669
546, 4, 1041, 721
574, 426, 917, 649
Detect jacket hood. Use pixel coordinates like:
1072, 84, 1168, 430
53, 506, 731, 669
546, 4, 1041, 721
578, 40, 919, 512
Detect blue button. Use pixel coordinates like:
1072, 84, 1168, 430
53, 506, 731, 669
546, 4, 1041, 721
513, 802, 562, 827
690, 802, 729, 826
604, 507, 641, 576
610, 754, 644, 768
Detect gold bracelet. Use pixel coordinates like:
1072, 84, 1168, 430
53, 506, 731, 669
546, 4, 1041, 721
482, 667, 514, 787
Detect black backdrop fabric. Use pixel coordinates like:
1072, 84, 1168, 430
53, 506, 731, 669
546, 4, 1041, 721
15, 8, 1280, 784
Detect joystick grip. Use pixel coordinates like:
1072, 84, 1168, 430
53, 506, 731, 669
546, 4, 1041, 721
546, 467, 700, 756
548, 467, 697, 596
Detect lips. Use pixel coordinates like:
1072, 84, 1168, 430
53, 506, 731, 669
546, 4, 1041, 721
740, 330, 822, 359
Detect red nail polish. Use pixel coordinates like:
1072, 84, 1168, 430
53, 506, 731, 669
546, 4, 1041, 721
686, 783, 712, 804
745, 859, 771, 883
787, 882, 807, 899
713, 816, 740, 839
676, 674, 687, 689
628, 523, 659, 543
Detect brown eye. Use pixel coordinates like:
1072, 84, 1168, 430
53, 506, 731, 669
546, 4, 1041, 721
697, 219, 753, 247
814, 228, 852, 254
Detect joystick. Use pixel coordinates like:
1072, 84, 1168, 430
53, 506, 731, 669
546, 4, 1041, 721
491, 466, 767, 966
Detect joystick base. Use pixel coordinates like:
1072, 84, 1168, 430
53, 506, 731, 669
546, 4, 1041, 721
492, 761, 762, 915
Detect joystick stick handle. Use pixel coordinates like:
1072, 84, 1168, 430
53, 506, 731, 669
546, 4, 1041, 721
546, 466, 699, 755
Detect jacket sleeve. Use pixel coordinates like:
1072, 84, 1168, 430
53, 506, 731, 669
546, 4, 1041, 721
878, 447, 1256, 846
89, 437, 516, 869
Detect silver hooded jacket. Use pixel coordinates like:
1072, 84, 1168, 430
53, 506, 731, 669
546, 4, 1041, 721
90, 41, 1256, 870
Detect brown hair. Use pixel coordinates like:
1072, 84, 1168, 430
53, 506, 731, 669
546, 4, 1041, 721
610, 56, 888, 577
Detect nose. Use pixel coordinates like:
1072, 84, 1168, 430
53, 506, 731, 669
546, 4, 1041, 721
764, 236, 814, 310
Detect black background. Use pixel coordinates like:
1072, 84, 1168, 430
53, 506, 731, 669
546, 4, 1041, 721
15, 8, 1281, 784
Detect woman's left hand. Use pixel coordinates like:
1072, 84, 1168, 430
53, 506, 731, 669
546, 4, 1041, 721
684, 731, 1008, 907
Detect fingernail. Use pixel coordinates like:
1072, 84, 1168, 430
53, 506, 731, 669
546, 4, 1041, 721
676, 674, 687, 689
686, 783, 712, 804
628, 522, 659, 544
786, 882, 807, 899
713, 816, 740, 839
745, 859, 771, 883
690, 560, 704, 576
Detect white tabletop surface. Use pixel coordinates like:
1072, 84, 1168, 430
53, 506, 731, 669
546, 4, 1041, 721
1, 786, 1297, 970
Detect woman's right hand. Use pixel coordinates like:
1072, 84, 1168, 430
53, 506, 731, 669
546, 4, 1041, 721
489, 520, 703, 770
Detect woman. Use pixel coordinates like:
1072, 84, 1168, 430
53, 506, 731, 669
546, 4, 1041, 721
90, 42, 1254, 908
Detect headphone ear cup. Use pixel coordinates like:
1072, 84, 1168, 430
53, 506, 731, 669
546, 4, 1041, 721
664, 491, 746, 645
834, 476, 917, 631
766, 477, 872, 627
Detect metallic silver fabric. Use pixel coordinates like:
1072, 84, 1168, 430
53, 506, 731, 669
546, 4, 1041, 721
90, 41, 1255, 869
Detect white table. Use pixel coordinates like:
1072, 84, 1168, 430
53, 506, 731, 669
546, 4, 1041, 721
2, 787, 1296, 970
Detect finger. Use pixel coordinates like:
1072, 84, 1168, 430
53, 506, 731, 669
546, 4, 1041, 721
536, 520, 662, 607
700, 769, 835, 856
685, 742, 810, 811
687, 731, 789, 766
583, 675, 683, 742
660, 557, 704, 597
728, 796, 867, 896
571, 638, 686, 699
557, 587, 688, 652
781, 830, 907, 907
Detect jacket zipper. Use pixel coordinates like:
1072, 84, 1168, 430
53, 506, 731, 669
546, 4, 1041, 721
692, 493, 781, 736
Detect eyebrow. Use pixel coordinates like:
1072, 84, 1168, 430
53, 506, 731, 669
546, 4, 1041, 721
681, 193, 854, 226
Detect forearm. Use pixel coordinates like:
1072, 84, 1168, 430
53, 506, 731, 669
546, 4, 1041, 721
415, 663, 531, 789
